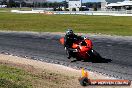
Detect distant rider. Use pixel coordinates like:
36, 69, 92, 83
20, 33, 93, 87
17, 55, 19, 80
64, 29, 84, 59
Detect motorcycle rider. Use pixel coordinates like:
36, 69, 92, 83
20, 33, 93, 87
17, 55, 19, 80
64, 29, 84, 59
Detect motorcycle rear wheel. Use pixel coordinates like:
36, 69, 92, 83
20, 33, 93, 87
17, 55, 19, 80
89, 49, 102, 62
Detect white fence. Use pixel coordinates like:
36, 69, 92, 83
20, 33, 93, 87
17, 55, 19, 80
54, 10, 132, 14
11, 10, 132, 16
0, 5, 7, 8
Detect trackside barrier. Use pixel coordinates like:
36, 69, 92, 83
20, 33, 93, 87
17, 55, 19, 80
44, 11, 54, 15
48, 11, 132, 16
11, 10, 132, 16
11, 10, 54, 14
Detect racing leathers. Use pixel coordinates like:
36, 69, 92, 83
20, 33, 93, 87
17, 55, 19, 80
64, 34, 84, 59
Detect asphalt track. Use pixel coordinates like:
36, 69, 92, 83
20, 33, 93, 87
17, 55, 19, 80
0, 32, 132, 80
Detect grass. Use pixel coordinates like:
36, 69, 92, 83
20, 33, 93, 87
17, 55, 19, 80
0, 12, 132, 36
0, 63, 77, 88
0, 64, 32, 88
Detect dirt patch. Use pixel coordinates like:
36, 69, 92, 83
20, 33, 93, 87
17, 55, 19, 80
0, 54, 131, 88
0, 54, 82, 88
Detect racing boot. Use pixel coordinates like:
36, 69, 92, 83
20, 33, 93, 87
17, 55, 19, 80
67, 49, 72, 59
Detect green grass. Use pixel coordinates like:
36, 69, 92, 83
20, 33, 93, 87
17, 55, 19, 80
0, 64, 32, 88
0, 64, 76, 88
0, 12, 132, 36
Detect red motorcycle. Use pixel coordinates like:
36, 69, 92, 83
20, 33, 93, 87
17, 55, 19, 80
60, 37, 102, 61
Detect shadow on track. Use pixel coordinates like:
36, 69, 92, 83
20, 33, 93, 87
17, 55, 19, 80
70, 57, 112, 63
90, 58, 112, 63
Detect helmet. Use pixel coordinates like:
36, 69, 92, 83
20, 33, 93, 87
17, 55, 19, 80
66, 29, 74, 36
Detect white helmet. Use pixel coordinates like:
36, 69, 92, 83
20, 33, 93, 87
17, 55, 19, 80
66, 29, 74, 36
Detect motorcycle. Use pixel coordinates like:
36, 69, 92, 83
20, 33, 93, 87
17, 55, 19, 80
60, 36, 102, 61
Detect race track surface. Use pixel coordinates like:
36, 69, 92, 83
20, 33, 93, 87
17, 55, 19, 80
0, 32, 132, 80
